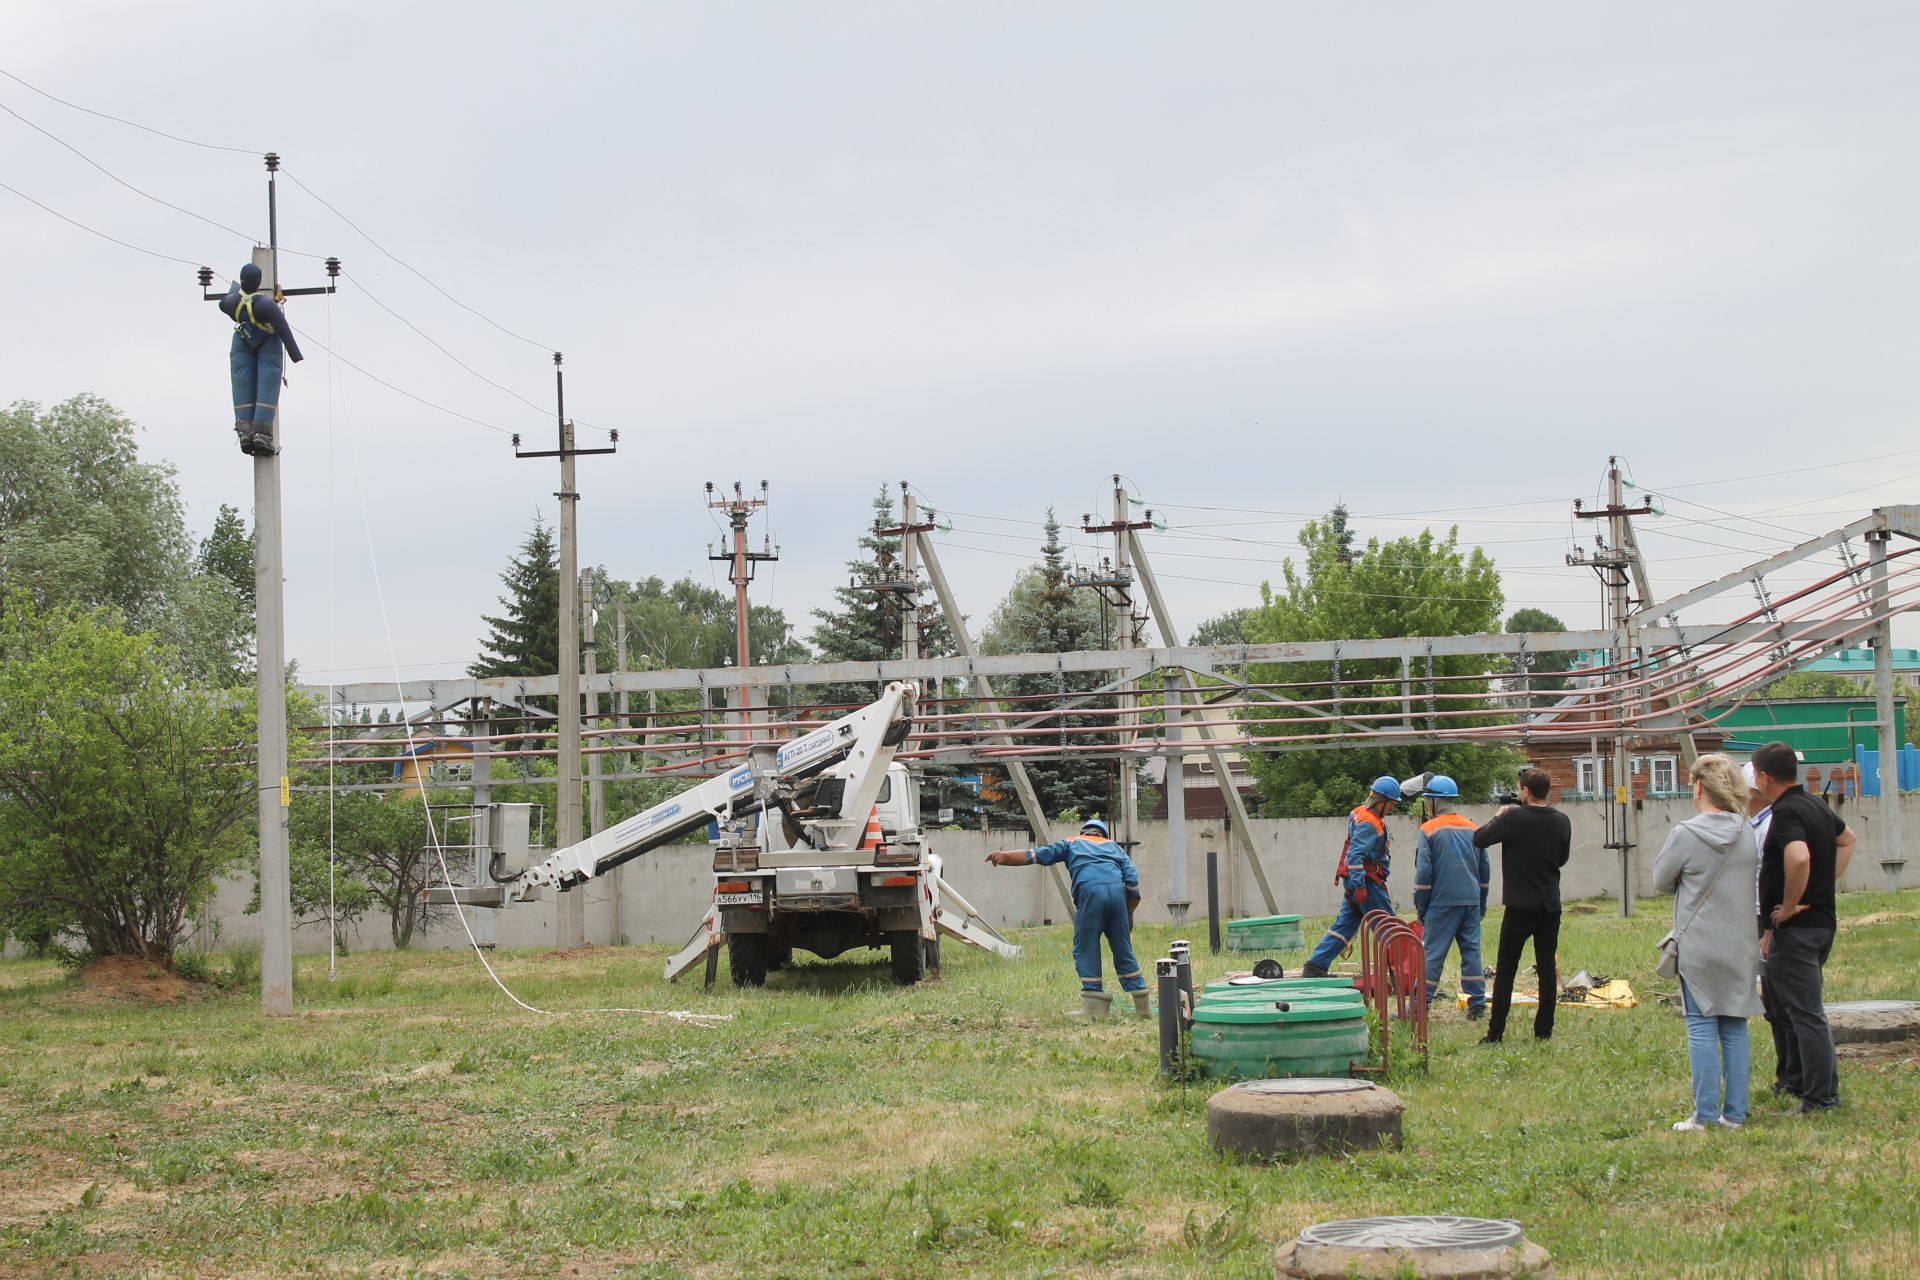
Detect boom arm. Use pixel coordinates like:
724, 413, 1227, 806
428, 682, 917, 907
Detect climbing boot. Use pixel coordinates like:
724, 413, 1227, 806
246, 428, 279, 457
1069, 991, 1113, 1019
1132, 990, 1153, 1019
236, 423, 258, 455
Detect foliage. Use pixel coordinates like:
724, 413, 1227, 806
1760, 670, 1869, 700
286, 789, 449, 950
807, 483, 957, 707
1189, 607, 1254, 647
0, 595, 255, 963
1505, 607, 1577, 694
979, 509, 1114, 820
469, 517, 560, 686
0, 396, 251, 687
1242, 513, 1519, 815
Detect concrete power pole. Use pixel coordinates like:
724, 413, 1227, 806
1079, 477, 1152, 855
515, 354, 615, 950
707, 481, 776, 739
1868, 530, 1907, 889
1571, 457, 1654, 918
196, 152, 340, 1016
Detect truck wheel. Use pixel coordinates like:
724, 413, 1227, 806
889, 930, 926, 985
923, 934, 942, 977
729, 933, 769, 987
766, 943, 794, 973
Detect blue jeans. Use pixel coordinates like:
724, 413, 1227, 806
1422, 903, 1485, 1010
1681, 979, 1751, 1125
1305, 884, 1395, 972
1072, 881, 1145, 993
231, 332, 284, 426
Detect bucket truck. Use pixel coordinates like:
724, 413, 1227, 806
427, 681, 1018, 986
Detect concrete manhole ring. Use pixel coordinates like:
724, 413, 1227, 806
1233, 1079, 1372, 1097
1825, 999, 1920, 1045
1279, 1215, 1555, 1279
1207, 1078, 1402, 1162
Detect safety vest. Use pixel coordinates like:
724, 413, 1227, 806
234, 290, 275, 334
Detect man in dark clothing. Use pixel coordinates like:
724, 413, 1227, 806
1472, 768, 1572, 1043
1750, 741, 1855, 1112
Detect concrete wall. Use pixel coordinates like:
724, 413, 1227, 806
187, 795, 1918, 956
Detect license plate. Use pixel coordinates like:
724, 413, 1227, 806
715, 891, 762, 906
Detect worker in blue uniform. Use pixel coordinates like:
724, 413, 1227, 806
1413, 775, 1491, 1019
987, 818, 1147, 1018
1300, 775, 1403, 977
219, 262, 304, 456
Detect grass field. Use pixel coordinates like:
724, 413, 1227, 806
3, 891, 1918, 1279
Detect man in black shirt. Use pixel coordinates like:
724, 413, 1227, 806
1472, 768, 1573, 1043
1750, 741, 1857, 1112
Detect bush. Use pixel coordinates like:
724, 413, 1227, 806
222, 942, 261, 992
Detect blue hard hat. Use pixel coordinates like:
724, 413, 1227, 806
1370, 776, 1402, 801
1425, 775, 1460, 798
1081, 818, 1110, 837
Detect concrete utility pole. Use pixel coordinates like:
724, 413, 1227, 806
1868, 530, 1906, 889
515, 354, 615, 950
1571, 457, 1654, 917
909, 519, 1075, 914
1126, 526, 1279, 914
707, 481, 776, 739
196, 153, 340, 1016
1080, 478, 1153, 854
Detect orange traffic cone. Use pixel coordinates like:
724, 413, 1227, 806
860, 806, 885, 852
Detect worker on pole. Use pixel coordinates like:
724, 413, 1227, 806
219, 262, 303, 456
986, 819, 1147, 1018
1413, 775, 1491, 1019
1301, 776, 1402, 978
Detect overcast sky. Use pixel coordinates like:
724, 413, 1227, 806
6, 2, 1919, 689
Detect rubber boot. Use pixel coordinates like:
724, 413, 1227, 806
1069, 991, 1113, 1019
1132, 990, 1152, 1019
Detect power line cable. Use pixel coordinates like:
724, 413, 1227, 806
0, 66, 260, 154
288, 324, 516, 437
0, 98, 280, 249
0, 178, 208, 268
343, 270, 554, 423
278, 166, 553, 352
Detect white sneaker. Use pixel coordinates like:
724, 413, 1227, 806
1717, 1117, 1744, 1130
1672, 1118, 1710, 1133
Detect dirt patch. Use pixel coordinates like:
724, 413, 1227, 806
0, 1176, 163, 1226
1847, 911, 1920, 928
69, 955, 203, 1004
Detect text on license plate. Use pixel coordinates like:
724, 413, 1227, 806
715, 891, 762, 905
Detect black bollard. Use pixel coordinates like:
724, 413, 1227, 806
1157, 958, 1181, 1077
1170, 939, 1194, 1029
1206, 850, 1221, 954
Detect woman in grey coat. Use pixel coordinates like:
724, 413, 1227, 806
1651, 753, 1765, 1131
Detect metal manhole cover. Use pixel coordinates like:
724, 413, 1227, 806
1233, 1078, 1371, 1097
1826, 1000, 1920, 1015
1298, 1216, 1524, 1251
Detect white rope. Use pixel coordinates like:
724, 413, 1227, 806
324, 318, 726, 1026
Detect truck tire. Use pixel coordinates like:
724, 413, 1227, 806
766, 943, 794, 973
923, 934, 942, 977
889, 930, 926, 985
729, 933, 769, 987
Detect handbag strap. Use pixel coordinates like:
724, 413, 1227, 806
1674, 837, 1740, 938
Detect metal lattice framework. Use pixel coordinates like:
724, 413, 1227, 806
297, 505, 1920, 910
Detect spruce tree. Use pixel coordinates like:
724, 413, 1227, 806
979, 509, 1112, 819
469, 518, 560, 683
807, 484, 954, 706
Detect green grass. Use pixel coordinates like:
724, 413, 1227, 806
3, 892, 1919, 1278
